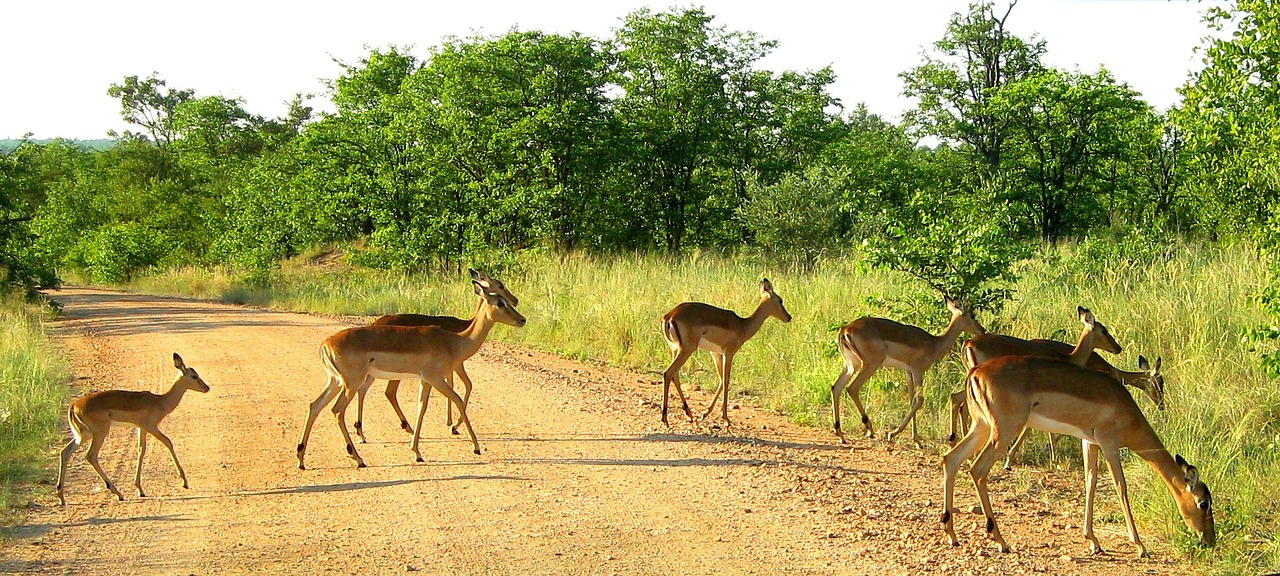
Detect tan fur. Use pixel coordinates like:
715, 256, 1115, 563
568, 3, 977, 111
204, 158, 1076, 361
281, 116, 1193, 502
830, 296, 985, 443
57, 353, 210, 505
357, 270, 518, 439
296, 280, 526, 469
660, 279, 792, 426
941, 356, 1214, 556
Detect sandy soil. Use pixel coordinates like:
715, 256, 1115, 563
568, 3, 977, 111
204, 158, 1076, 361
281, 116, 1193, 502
0, 287, 1195, 575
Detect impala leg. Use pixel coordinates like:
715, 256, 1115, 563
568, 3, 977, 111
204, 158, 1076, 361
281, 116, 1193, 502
411, 380, 432, 463
451, 366, 475, 435
297, 377, 342, 470
84, 427, 124, 501
146, 424, 188, 490
1082, 440, 1104, 554
887, 370, 924, 442
436, 378, 481, 455
354, 382, 368, 444
942, 418, 989, 546
662, 346, 696, 425
57, 431, 82, 506
969, 429, 1015, 553
1004, 428, 1032, 470
134, 428, 149, 497
702, 353, 730, 424
947, 391, 970, 445
384, 379, 412, 434
1102, 446, 1147, 558
843, 357, 882, 439
720, 354, 734, 425
329, 382, 366, 468
831, 364, 855, 443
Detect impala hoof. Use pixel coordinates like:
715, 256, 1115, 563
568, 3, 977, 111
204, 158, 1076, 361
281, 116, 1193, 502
416, 457, 425, 463
356, 462, 367, 469
473, 449, 481, 455
451, 428, 461, 435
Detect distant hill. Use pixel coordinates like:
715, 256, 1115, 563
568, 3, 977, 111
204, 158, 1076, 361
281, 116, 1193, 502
0, 138, 116, 153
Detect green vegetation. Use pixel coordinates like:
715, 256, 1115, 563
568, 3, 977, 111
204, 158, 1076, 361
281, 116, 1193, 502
4, 0, 1280, 572
0, 296, 69, 524
121, 243, 1274, 572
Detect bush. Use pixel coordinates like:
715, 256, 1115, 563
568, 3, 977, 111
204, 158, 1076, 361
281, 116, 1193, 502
737, 165, 850, 269
67, 222, 170, 283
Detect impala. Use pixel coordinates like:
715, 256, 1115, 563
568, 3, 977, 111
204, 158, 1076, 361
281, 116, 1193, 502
660, 279, 792, 426
57, 353, 210, 505
296, 281, 525, 469
354, 269, 518, 441
948, 307, 1141, 467
941, 355, 1214, 556
831, 296, 984, 443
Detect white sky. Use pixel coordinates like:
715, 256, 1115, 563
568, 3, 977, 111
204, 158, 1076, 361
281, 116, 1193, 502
2, 0, 1221, 140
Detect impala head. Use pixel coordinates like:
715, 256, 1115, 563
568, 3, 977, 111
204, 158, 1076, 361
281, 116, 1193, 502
1077, 306, 1122, 354
470, 268, 519, 307
944, 296, 986, 335
1137, 355, 1167, 410
473, 280, 527, 328
172, 353, 210, 393
759, 279, 792, 323
1174, 454, 1215, 547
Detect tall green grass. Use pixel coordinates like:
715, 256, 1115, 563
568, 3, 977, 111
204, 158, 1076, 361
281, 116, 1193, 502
0, 294, 70, 525
123, 243, 1277, 573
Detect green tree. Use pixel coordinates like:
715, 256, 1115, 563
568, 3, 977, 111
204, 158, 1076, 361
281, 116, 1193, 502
106, 74, 195, 147
1177, 0, 1280, 236
608, 7, 773, 252
900, 0, 1045, 171
990, 68, 1149, 241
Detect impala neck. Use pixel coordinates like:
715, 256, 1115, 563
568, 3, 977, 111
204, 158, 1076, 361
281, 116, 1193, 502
1066, 331, 1097, 366
159, 378, 191, 415
456, 298, 497, 360
741, 299, 774, 340
1132, 436, 1186, 500
928, 314, 970, 364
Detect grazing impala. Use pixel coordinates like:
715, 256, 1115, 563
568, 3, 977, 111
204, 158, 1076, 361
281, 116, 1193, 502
296, 280, 526, 469
831, 296, 984, 443
355, 269, 518, 441
941, 355, 1214, 556
57, 353, 210, 505
660, 279, 792, 426
948, 307, 1138, 467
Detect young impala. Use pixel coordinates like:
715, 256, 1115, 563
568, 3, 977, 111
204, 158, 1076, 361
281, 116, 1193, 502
831, 296, 984, 443
949, 307, 1142, 467
354, 269, 518, 441
57, 353, 210, 505
296, 280, 525, 469
660, 279, 792, 426
941, 355, 1214, 557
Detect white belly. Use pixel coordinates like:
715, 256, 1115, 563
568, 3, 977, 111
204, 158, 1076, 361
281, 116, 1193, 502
367, 367, 422, 381
697, 339, 728, 354
1026, 412, 1091, 442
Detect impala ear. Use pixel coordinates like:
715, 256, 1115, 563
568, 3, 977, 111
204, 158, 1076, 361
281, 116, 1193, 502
760, 278, 774, 293
472, 280, 485, 296
1078, 306, 1095, 325
945, 295, 962, 312
470, 269, 484, 281
173, 353, 185, 370
1155, 356, 1162, 372
1138, 355, 1150, 371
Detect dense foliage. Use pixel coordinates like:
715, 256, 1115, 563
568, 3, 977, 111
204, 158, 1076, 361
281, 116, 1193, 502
2, 1, 1279, 362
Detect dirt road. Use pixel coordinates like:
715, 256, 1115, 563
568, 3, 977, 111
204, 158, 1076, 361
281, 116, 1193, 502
1, 287, 1191, 575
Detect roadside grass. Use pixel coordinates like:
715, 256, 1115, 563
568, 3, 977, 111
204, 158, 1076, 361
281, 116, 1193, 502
120, 243, 1277, 574
0, 294, 70, 530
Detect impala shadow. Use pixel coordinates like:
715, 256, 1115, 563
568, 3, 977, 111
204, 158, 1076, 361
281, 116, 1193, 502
4, 514, 190, 542
166, 475, 529, 502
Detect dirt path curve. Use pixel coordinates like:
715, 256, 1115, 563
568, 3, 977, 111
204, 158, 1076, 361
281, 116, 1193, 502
2, 287, 1190, 575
